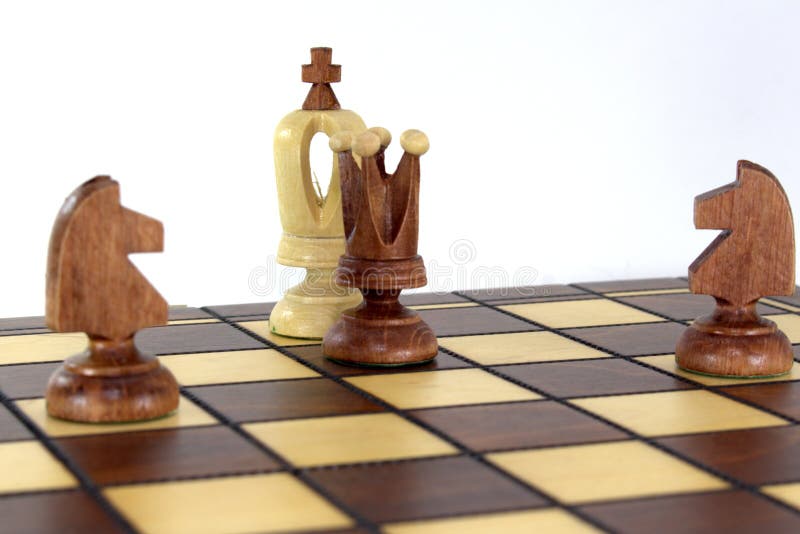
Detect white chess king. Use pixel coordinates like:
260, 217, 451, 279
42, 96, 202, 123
270, 47, 365, 339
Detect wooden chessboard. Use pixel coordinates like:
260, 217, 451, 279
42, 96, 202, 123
3, 278, 800, 533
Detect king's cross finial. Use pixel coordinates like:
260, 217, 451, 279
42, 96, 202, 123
301, 47, 342, 111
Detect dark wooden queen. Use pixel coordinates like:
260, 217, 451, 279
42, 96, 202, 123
322, 128, 438, 366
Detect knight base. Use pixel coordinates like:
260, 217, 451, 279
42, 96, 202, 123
46, 338, 179, 423
676, 301, 793, 377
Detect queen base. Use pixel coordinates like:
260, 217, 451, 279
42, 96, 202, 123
45, 338, 179, 423
676, 300, 793, 378
270, 268, 362, 340
323, 289, 438, 367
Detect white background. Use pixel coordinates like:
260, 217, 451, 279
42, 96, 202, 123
1, 0, 798, 317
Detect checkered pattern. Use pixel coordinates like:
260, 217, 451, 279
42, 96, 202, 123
2, 281, 800, 533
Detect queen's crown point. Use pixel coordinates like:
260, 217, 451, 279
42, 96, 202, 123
352, 131, 382, 158
400, 129, 429, 156
368, 126, 392, 147
329, 131, 354, 153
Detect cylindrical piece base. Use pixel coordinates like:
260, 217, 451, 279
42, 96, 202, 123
270, 268, 362, 340
676, 302, 793, 377
45, 338, 179, 423
323, 290, 438, 367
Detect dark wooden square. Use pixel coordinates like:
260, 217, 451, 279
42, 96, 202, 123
204, 302, 275, 318
0, 328, 50, 337
0, 362, 58, 399
486, 294, 599, 306
459, 284, 586, 303
0, 490, 125, 533
497, 358, 692, 398
576, 278, 688, 293
135, 322, 266, 355
719, 382, 800, 420
56, 426, 280, 485
619, 293, 785, 321
400, 292, 470, 306
188, 378, 384, 423
167, 307, 213, 321
412, 401, 626, 452
229, 314, 271, 324
285, 345, 471, 377
580, 490, 800, 533
306, 456, 546, 524
0, 404, 31, 442
564, 322, 688, 357
418, 306, 540, 337
0, 315, 47, 332
770, 288, 800, 308
657, 426, 800, 486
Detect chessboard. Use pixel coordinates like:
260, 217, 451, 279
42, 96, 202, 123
3, 277, 800, 533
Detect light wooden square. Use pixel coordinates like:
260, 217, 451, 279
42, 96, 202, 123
166, 318, 220, 325
408, 302, 478, 311
488, 440, 727, 504
244, 413, 457, 467
571, 390, 787, 437
500, 299, 664, 328
237, 320, 320, 346
605, 288, 690, 297
160, 348, 318, 386
0, 440, 77, 494
105, 473, 352, 534
384, 508, 599, 534
761, 299, 800, 313
762, 482, 800, 510
639, 354, 800, 386
16, 396, 216, 438
440, 331, 607, 365
766, 314, 800, 343
0, 332, 87, 365
345, 368, 540, 409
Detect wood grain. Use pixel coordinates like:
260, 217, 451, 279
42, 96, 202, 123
657, 426, 800, 486
307, 456, 547, 524
413, 401, 626, 452
720, 381, 800, 420
499, 358, 691, 398
0, 491, 125, 534
45, 176, 179, 422
676, 161, 796, 377
46, 176, 166, 339
690, 160, 795, 304
581, 490, 800, 534
56, 426, 280, 485
323, 129, 438, 366
188, 378, 384, 423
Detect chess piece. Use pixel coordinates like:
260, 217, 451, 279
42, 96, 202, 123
323, 128, 438, 366
271, 47, 364, 339
676, 161, 796, 377
45, 176, 179, 422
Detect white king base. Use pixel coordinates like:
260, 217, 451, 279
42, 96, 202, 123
269, 268, 361, 340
